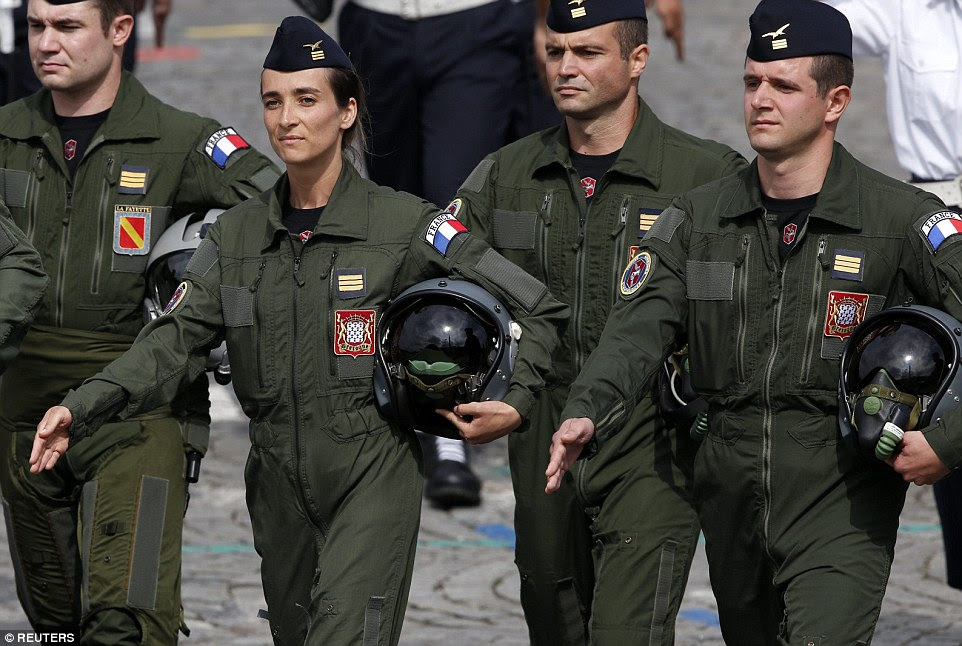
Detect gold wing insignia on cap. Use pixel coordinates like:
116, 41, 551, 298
568, 0, 585, 5
762, 23, 790, 39
303, 39, 323, 50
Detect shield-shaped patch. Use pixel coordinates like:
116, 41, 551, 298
824, 291, 869, 339
113, 205, 151, 255
333, 309, 376, 357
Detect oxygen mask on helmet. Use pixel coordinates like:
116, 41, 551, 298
839, 305, 962, 466
847, 368, 922, 461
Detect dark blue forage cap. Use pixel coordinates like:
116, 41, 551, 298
747, 0, 852, 62
263, 16, 353, 72
546, 0, 646, 34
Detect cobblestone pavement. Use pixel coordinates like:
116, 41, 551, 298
3, 0, 962, 644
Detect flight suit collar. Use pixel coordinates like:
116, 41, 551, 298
719, 142, 863, 231
260, 161, 371, 251
0, 72, 163, 145
532, 97, 665, 189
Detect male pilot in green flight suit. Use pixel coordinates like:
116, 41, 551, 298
549, 1, 962, 644
0, 0, 278, 642
437, 0, 746, 643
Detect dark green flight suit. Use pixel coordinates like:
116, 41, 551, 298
454, 97, 746, 645
562, 142, 962, 645
0, 202, 47, 373
55, 163, 568, 646
0, 72, 278, 644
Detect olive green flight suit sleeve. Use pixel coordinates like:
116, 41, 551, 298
61, 223, 227, 440
452, 154, 499, 242
900, 199, 962, 471
560, 201, 691, 444
403, 202, 569, 421
168, 128, 277, 452
174, 129, 281, 211
0, 203, 48, 374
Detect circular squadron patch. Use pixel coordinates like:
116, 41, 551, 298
620, 251, 654, 298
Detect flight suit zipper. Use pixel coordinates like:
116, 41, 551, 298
288, 240, 316, 527
250, 261, 267, 388
609, 195, 631, 304
570, 169, 591, 373
760, 261, 786, 563
27, 149, 44, 239
735, 235, 751, 382
760, 219, 807, 559
90, 155, 115, 295
799, 237, 828, 383
539, 192, 553, 280
55, 188, 73, 327
323, 250, 338, 377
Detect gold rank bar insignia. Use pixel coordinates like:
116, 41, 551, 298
304, 40, 325, 61
831, 249, 864, 282
118, 164, 149, 195
637, 208, 662, 237
336, 268, 367, 298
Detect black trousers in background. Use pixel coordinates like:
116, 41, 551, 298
339, 0, 552, 207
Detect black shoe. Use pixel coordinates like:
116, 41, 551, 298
425, 460, 482, 509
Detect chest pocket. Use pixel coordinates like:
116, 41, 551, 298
686, 234, 757, 395
490, 207, 552, 283
792, 237, 890, 392
84, 151, 174, 305
0, 167, 31, 208
221, 259, 279, 406
319, 245, 401, 393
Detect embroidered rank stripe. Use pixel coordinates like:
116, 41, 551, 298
639, 213, 659, 232
120, 171, 147, 188
338, 274, 365, 291
833, 254, 862, 274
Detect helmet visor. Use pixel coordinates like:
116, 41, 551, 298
846, 315, 955, 397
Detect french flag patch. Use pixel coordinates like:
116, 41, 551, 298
425, 199, 469, 256
204, 127, 250, 169
921, 211, 962, 252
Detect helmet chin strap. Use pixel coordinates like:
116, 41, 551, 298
851, 369, 922, 460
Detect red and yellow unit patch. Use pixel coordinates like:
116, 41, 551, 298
824, 290, 869, 339
334, 309, 376, 358
113, 205, 151, 255
620, 251, 654, 298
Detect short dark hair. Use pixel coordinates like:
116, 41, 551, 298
93, 0, 135, 33
325, 67, 369, 165
614, 18, 648, 59
810, 54, 854, 98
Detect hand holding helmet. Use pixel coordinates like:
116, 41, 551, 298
374, 278, 521, 440
839, 304, 959, 481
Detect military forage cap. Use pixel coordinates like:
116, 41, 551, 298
747, 0, 852, 62
263, 16, 353, 72
546, 0, 646, 34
